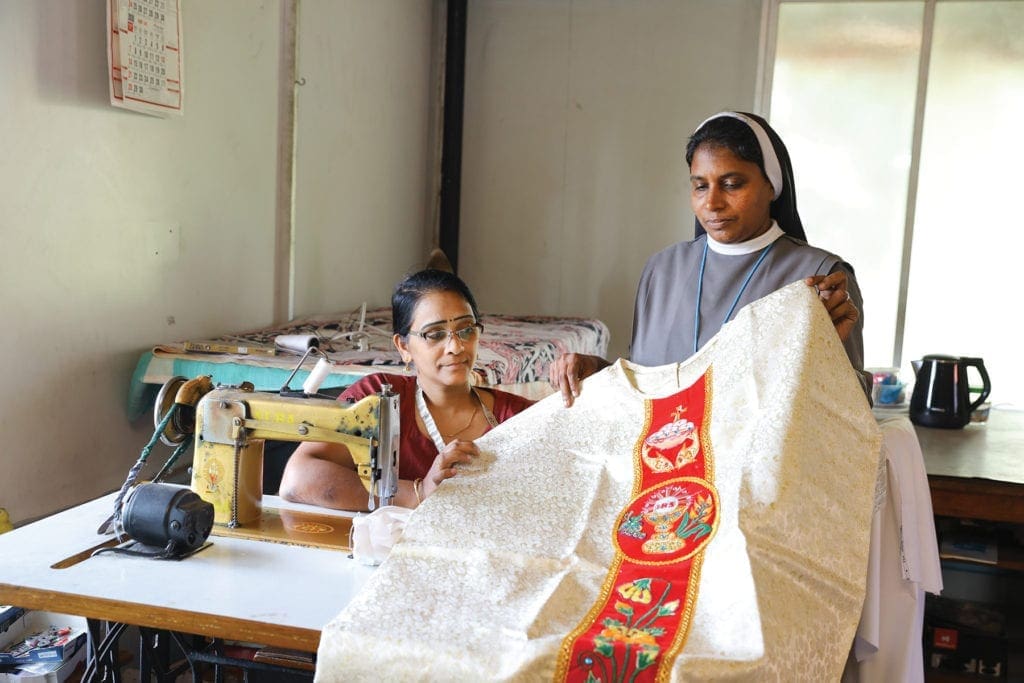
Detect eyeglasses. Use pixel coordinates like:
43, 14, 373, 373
408, 323, 483, 345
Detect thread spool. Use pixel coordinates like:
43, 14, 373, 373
302, 357, 333, 395
276, 334, 319, 354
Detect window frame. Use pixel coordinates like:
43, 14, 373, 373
757, 0, 939, 368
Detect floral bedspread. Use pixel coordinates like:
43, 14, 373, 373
151, 306, 610, 387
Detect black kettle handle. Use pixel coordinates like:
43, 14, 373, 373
963, 357, 991, 412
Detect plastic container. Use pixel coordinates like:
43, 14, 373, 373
867, 367, 906, 406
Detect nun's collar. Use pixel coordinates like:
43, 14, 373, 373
706, 222, 784, 255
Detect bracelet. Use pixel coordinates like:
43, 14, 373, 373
413, 478, 423, 504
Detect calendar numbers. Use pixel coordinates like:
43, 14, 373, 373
108, 0, 183, 115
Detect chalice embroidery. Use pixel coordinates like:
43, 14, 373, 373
641, 405, 699, 473
617, 482, 716, 559
642, 487, 688, 554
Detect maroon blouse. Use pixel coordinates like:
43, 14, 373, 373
338, 373, 534, 480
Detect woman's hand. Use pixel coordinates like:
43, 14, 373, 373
548, 353, 611, 408
420, 439, 479, 500
805, 272, 859, 342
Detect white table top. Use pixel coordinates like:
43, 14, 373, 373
0, 492, 375, 651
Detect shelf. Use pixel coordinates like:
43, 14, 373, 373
927, 672, 991, 682
928, 518, 1023, 682
926, 670, 1004, 682
940, 544, 1024, 574
935, 516, 1024, 574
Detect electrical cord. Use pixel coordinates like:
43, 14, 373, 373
109, 404, 180, 541
90, 539, 182, 561
80, 620, 128, 683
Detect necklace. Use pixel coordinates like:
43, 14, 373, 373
416, 385, 498, 451
440, 401, 480, 440
693, 239, 776, 354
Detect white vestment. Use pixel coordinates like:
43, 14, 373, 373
316, 281, 882, 682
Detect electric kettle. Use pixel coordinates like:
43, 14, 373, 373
909, 355, 991, 429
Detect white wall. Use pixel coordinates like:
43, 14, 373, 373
292, 0, 438, 316
0, 0, 758, 524
0, 0, 436, 525
459, 0, 763, 358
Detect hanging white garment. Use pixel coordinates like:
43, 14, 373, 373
316, 281, 882, 682
844, 417, 943, 683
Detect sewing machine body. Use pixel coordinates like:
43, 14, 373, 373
190, 385, 399, 526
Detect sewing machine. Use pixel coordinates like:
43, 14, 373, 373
157, 376, 399, 527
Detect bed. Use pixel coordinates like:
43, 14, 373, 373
127, 305, 610, 422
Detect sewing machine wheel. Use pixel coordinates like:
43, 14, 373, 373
154, 376, 195, 446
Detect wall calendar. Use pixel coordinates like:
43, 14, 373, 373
107, 0, 183, 116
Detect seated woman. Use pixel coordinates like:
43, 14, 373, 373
279, 269, 535, 511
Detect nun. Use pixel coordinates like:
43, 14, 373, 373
550, 110, 868, 405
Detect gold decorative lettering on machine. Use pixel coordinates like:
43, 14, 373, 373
181, 383, 399, 528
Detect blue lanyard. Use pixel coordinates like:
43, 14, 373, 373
693, 239, 776, 354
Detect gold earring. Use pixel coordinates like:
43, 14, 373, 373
404, 359, 412, 372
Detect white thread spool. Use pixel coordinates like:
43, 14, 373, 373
302, 357, 333, 395
276, 334, 319, 354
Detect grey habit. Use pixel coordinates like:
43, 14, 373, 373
626, 111, 871, 398
630, 233, 868, 394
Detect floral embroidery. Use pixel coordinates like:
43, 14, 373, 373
573, 578, 681, 682
617, 579, 653, 604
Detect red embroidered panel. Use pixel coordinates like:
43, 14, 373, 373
556, 370, 718, 683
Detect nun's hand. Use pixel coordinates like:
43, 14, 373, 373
548, 353, 610, 408
806, 273, 858, 342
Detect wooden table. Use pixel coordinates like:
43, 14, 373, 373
0, 493, 374, 654
909, 408, 1024, 681
913, 408, 1024, 525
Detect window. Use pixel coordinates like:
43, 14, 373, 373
769, 0, 1023, 407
